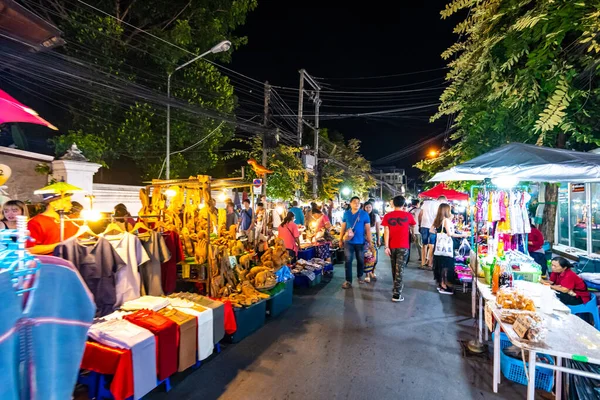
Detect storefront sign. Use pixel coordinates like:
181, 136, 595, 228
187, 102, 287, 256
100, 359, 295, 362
572, 183, 585, 193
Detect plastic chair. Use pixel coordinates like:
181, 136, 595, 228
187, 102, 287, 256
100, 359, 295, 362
568, 292, 600, 329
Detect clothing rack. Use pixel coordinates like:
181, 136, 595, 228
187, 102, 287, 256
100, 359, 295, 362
59, 213, 164, 241
0, 215, 40, 295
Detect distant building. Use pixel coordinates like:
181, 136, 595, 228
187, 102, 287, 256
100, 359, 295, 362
374, 167, 406, 194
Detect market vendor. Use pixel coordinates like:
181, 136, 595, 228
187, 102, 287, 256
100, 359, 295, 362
542, 256, 591, 306
27, 194, 78, 255
307, 206, 332, 242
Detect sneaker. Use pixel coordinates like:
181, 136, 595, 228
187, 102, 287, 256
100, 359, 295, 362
342, 281, 352, 289
364, 276, 371, 283
439, 287, 454, 295
392, 294, 404, 302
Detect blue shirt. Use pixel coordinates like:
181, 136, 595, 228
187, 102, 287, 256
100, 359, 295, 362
240, 208, 254, 230
342, 209, 370, 245
289, 207, 305, 226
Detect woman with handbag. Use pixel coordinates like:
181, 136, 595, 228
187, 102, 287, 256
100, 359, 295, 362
431, 203, 469, 295
278, 212, 301, 264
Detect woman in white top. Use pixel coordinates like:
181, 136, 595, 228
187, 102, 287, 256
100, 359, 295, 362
364, 202, 381, 282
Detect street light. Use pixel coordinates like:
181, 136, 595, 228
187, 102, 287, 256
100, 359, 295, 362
341, 187, 351, 196
428, 149, 439, 158
166, 40, 232, 179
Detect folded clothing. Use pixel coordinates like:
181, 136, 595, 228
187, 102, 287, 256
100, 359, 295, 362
580, 272, 600, 285
122, 296, 170, 312
88, 319, 157, 399
124, 310, 178, 380
174, 305, 214, 360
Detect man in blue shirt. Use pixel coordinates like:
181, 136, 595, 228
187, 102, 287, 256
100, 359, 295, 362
289, 200, 305, 226
239, 199, 254, 235
340, 196, 372, 289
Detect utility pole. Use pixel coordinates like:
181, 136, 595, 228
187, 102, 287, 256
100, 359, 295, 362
312, 87, 320, 199
297, 69, 305, 147
263, 81, 271, 196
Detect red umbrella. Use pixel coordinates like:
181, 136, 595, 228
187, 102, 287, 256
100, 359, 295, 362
418, 183, 468, 201
0, 89, 57, 130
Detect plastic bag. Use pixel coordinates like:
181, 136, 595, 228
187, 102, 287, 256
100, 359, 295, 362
458, 238, 471, 257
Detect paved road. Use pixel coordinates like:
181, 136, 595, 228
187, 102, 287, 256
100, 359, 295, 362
148, 251, 542, 400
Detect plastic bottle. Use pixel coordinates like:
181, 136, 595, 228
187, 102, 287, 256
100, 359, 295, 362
492, 261, 501, 294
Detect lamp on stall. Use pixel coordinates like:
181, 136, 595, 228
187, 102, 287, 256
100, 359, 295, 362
218, 190, 228, 203
165, 187, 178, 198
81, 209, 102, 222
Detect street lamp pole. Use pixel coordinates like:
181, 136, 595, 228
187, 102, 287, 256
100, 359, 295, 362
166, 40, 231, 179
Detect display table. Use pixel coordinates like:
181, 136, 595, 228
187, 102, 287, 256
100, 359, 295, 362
491, 308, 600, 400
80, 342, 134, 400
474, 277, 570, 341
266, 278, 294, 318
230, 299, 267, 343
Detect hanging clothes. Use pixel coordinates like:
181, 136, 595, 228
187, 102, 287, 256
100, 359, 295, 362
54, 237, 127, 317
102, 232, 151, 307
0, 262, 95, 400
160, 231, 184, 295
139, 231, 170, 297
522, 192, 532, 234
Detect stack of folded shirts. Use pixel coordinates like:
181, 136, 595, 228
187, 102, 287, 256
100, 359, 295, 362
122, 296, 170, 311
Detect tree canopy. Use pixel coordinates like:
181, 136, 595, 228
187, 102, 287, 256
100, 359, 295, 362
418, 0, 600, 181
23, 0, 257, 179
417, 0, 600, 239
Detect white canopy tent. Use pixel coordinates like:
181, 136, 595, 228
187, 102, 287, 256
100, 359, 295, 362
430, 143, 600, 183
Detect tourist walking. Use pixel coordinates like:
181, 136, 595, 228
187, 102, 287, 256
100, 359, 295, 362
419, 195, 446, 269
363, 202, 381, 282
339, 196, 372, 289
382, 196, 416, 302
408, 199, 422, 264
431, 203, 469, 295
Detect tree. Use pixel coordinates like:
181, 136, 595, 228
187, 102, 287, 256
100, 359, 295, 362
418, 0, 600, 240
23, 0, 257, 179
224, 136, 309, 201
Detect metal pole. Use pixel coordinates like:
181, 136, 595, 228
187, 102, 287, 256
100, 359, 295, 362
297, 69, 305, 147
263, 81, 271, 196
166, 73, 172, 180
312, 88, 320, 199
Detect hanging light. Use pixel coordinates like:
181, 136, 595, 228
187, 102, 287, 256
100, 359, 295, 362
492, 176, 519, 188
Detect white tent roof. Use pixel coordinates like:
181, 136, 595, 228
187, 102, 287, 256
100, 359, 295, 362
430, 143, 600, 183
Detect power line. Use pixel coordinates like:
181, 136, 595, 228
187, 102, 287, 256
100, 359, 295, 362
313, 67, 449, 80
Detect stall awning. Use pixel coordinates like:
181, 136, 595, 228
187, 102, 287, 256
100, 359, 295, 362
418, 183, 468, 201
430, 143, 600, 183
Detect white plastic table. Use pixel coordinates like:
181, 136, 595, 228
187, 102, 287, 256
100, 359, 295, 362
492, 308, 600, 400
473, 277, 570, 342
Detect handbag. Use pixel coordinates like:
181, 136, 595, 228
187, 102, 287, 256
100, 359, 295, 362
343, 212, 360, 242
434, 225, 454, 257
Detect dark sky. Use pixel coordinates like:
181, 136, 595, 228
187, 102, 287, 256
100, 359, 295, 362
230, 0, 457, 178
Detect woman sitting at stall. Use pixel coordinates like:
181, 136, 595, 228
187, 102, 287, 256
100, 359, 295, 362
278, 211, 301, 263
542, 256, 591, 306
308, 206, 332, 241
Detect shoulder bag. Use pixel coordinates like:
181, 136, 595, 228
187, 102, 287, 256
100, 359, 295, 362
434, 222, 454, 257
343, 212, 360, 242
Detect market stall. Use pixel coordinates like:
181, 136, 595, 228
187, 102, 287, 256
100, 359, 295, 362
433, 142, 600, 399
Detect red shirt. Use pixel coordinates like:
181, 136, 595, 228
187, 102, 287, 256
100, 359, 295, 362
550, 268, 591, 303
381, 210, 416, 249
161, 231, 184, 295
124, 310, 178, 380
528, 227, 544, 253
27, 214, 78, 253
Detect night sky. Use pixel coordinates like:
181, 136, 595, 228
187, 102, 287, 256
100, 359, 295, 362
230, 0, 456, 178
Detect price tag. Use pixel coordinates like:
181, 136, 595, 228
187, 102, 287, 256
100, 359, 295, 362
485, 303, 494, 332
229, 256, 238, 269
513, 315, 531, 339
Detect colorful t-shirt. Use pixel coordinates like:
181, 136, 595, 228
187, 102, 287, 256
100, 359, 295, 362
382, 210, 416, 249
342, 209, 370, 245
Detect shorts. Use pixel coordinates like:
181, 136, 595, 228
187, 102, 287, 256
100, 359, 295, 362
420, 228, 436, 245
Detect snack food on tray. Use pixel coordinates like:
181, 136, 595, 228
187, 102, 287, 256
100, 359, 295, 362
496, 288, 536, 311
